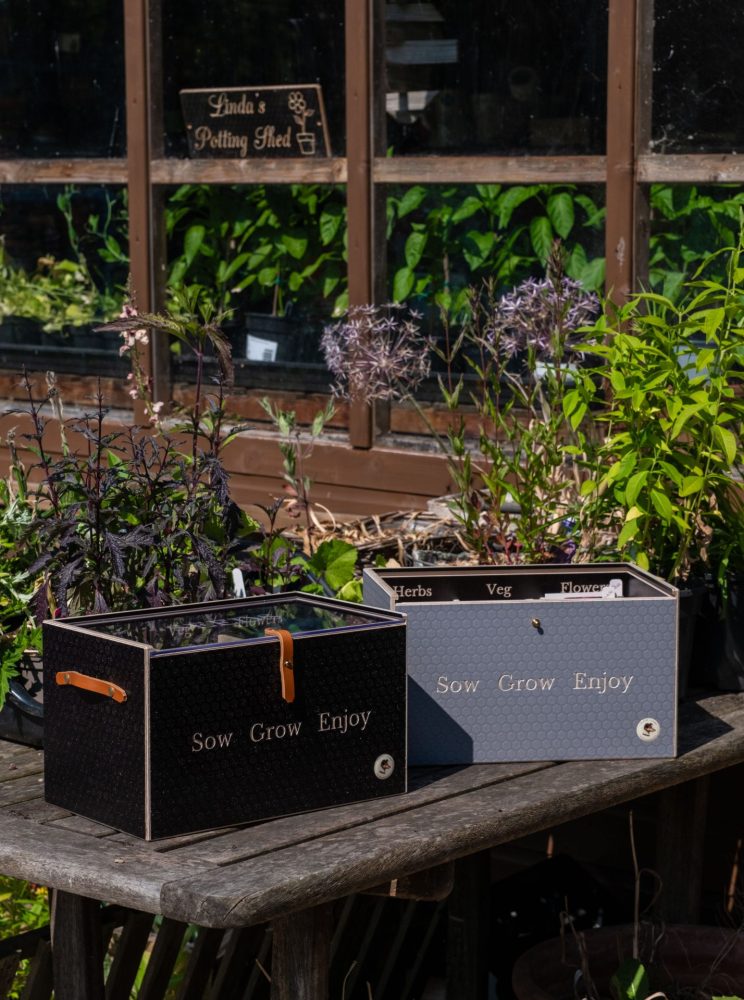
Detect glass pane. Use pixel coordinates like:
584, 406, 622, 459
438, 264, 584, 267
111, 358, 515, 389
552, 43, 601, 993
0, 0, 125, 158
651, 4, 744, 153
385, 182, 605, 320
78, 596, 388, 650
0, 185, 129, 373
379, 0, 607, 155
164, 183, 346, 393
648, 184, 744, 296
158, 0, 345, 157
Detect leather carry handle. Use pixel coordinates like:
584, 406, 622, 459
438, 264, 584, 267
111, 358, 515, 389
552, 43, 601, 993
55, 671, 128, 704
264, 628, 295, 703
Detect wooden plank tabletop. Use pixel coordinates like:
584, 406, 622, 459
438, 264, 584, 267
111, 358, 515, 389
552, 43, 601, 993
0, 693, 742, 929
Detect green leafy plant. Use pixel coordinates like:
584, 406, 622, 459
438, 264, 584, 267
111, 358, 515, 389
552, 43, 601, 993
0, 185, 128, 333
258, 396, 336, 548
323, 247, 600, 566
165, 183, 348, 318
435, 245, 600, 564
649, 184, 744, 300
303, 538, 362, 602
0, 876, 49, 998
0, 461, 43, 709
387, 182, 606, 319
578, 226, 744, 586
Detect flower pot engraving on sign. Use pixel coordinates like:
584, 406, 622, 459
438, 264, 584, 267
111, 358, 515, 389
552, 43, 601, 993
179, 84, 331, 159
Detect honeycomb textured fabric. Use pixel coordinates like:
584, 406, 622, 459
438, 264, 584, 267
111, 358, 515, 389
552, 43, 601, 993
402, 600, 676, 763
44, 619, 406, 839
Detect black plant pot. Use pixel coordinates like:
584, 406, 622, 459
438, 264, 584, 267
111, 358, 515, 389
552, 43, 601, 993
0, 317, 43, 346
239, 313, 298, 363
677, 580, 707, 699
0, 655, 44, 748
690, 575, 744, 691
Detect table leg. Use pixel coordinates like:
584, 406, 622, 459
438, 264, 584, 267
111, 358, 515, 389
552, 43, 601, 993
271, 903, 332, 1000
50, 890, 104, 1000
655, 776, 710, 923
446, 851, 491, 1000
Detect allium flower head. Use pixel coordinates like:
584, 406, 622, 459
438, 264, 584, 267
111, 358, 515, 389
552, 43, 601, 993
322, 304, 431, 403
487, 244, 599, 361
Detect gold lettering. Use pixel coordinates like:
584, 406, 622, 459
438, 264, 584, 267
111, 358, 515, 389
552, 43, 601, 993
253, 124, 292, 150
192, 125, 248, 157
208, 92, 256, 117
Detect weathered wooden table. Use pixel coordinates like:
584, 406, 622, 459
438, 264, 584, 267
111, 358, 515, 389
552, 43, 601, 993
0, 692, 743, 999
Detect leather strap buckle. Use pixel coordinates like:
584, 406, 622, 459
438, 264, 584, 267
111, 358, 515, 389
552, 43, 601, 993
264, 628, 295, 703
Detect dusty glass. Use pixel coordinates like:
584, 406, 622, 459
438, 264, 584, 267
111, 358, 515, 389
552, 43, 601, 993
157, 0, 345, 157
651, 3, 744, 153
0, 184, 128, 372
0, 0, 125, 158
378, 0, 607, 156
163, 183, 345, 392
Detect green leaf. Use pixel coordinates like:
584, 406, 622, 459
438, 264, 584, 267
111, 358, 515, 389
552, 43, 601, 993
398, 185, 427, 218
183, 225, 206, 266
319, 208, 343, 246
625, 470, 648, 506
257, 266, 278, 287
562, 389, 580, 419
634, 550, 650, 571
393, 266, 415, 301
336, 578, 363, 603
671, 403, 703, 439
530, 216, 554, 263
281, 234, 308, 260
404, 231, 428, 269
701, 307, 725, 338
451, 196, 482, 223
306, 539, 358, 591
497, 185, 539, 228
679, 474, 705, 497
662, 270, 685, 301
569, 401, 587, 430
547, 192, 574, 238
463, 230, 496, 269
578, 256, 606, 292
658, 461, 683, 487
222, 252, 251, 281
713, 424, 738, 465
609, 958, 650, 1000
650, 488, 674, 521
618, 518, 640, 546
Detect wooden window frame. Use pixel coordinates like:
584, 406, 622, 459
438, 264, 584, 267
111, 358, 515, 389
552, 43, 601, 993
2, 0, 739, 452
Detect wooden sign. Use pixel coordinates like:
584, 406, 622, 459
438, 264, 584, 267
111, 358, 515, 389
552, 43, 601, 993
179, 84, 332, 159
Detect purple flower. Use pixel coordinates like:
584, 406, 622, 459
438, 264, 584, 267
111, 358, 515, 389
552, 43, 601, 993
322, 304, 431, 403
486, 249, 599, 361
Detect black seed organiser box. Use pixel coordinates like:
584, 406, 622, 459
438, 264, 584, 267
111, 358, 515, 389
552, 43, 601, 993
43, 594, 407, 840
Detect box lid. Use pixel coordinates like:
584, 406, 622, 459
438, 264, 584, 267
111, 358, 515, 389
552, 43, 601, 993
66, 593, 402, 652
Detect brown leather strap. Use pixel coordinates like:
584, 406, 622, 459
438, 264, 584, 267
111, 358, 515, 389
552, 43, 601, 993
55, 671, 127, 704
264, 628, 295, 703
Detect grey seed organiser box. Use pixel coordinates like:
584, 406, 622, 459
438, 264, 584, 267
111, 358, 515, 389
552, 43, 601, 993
363, 563, 679, 764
